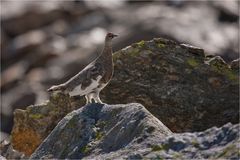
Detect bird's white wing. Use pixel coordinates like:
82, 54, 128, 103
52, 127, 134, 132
63, 61, 105, 96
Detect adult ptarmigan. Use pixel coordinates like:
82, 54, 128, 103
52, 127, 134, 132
47, 32, 118, 104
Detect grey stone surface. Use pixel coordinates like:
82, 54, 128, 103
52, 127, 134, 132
30, 103, 172, 159
0, 140, 26, 159
30, 103, 239, 159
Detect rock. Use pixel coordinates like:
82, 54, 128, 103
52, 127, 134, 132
0, 132, 8, 142
30, 104, 239, 159
11, 38, 239, 156
11, 93, 84, 156
30, 103, 172, 159
102, 38, 239, 132
0, 140, 27, 159
230, 58, 239, 71
2, 1, 239, 140
143, 123, 239, 159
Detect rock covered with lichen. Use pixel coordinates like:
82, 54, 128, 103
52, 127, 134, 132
102, 38, 239, 132
30, 103, 172, 159
141, 123, 239, 160
30, 103, 239, 159
9, 38, 239, 156
11, 93, 84, 156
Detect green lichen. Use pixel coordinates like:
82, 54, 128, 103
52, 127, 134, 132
210, 63, 227, 72
80, 145, 91, 154
131, 40, 146, 50
187, 58, 199, 67
151, 144, 170, 151
224, 70, 238, 82
210, 63, 238, 83
137, 40, 145, 47
151, 145, 163, 151
129, 48, 140, 56
95, 131, 103, 140
157, 43, 165, 48
29, 113, 43, 119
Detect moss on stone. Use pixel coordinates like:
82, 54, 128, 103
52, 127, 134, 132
80, 145, 91, 154
210, 63, 238, 83
224, 70, 238, 82
95, 131, 103, 140
157, 43, 165, 48
29, 113, 44, 119
131, 40, 146, 50
187, 58, 199, 67
137, 40, 145, 47
151, 144, 170, 151
151, 145, 163, 151
128, 47, 140, 57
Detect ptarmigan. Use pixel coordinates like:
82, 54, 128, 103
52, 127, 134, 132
47, 32, 118, 104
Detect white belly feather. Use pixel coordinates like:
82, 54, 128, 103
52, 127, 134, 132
69, 75, 102, 97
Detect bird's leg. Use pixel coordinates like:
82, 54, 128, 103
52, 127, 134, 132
85, 94, 93, 104
92, 92, 103, 104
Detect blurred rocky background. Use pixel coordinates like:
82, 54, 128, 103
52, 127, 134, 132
1, 0, 239, 141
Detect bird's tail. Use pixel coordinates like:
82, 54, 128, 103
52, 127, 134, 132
47, 84, 65, 92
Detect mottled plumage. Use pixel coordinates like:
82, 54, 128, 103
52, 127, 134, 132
48, 32, 118, 104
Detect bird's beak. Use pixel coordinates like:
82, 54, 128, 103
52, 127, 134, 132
113, 34, 118, 38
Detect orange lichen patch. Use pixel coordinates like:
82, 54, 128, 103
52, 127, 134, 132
12, 128, 42, 156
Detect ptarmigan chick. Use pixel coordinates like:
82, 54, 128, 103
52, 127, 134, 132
48, 32, 118, 104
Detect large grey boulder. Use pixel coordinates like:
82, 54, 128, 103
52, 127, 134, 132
30, 103, 239, 159
30, 103, 172, 159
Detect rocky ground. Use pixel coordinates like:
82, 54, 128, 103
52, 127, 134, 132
0, 1, 239, 159
0, 37, 239, 159
29, 103, 239, 160
1, 103, 239, 159
1, 1, 239, 140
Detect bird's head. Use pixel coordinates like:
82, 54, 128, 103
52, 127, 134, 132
105, 32, 118, 42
